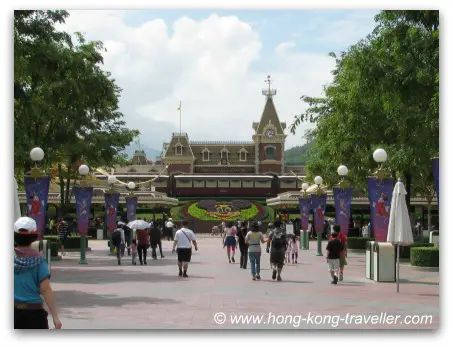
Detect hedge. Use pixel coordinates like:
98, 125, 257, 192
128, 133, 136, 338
50, 242, 59, 257
347, 237, 375, 250
400, 242, 434, 259
410, 247, 439, 267
44, 236, 89, 250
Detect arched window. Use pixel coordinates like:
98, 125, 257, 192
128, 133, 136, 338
239, 148, 247, 161
265, 146, 275, 160
202, 148, 210, 161
220, 148, 229, 160
175, 143, 183, 156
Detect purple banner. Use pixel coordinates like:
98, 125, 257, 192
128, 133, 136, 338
333, 187, 353, 236
126, 197, 138, 222
311, 194, 327, 234
105, 193, 120, 233
74, 187, 93, 236
298, 197, 311, 230
433, 158, 439, 207
367, 177, 395, 242
24, 176, 50, 239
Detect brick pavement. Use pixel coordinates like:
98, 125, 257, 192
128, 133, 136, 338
47, 239, 439, 330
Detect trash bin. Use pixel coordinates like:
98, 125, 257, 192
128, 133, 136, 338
429, 231, 439, 247
365, 241, 375, 279
97, 228, 104, 240
372, 242, 396, 282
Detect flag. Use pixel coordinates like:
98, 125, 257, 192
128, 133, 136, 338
367, 177, 395, 241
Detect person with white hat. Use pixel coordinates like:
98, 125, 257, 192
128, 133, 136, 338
14, 217, 62, 329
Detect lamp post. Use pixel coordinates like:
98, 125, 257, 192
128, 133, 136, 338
368, 148, 392, 241
28, 147, 48, 252
126, 181, 136, 247
313, 176, 325, 256
77, 164, 90, 265
107, 175, 117, 255
300, 182, 310, 250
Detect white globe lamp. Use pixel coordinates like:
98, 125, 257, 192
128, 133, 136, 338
373, 148, 387, 163
302, 183, 309, 191
314, 176, 323, 186
337, 165, 348, 177
108, 175, 117, 185
78, 165, 89, 176
127, 182, 136, 190
30, 147, 45, 162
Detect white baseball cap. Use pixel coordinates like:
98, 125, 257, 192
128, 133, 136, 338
14, 217, 38, 234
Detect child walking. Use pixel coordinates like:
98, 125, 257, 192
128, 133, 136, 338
326, 231, 344, 284
285, 237, 292, 264
290, 234, 298, 264
129, 239, 138, 265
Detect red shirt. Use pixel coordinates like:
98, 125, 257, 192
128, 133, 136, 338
136, 230, 149, 246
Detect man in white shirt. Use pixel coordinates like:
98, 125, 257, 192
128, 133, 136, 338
172, 220, 198, 277
165, 218, 175, 241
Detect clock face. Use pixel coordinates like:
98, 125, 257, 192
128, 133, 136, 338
265, 129, 275, 139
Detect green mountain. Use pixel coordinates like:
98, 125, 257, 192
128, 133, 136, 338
284, 141, 314, 165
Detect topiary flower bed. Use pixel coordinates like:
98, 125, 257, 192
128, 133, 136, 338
410, 247, 439, 267
183, 200, 265, 221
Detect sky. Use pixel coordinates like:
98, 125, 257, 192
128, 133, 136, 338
57, 9, 379, 157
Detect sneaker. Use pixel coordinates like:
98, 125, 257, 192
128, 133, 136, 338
256, 274, 261, 280
161, 255, 165, 258
333, 276, 338, 284
252, 276, 256, 280
179, 269, 183, 277
339, 273, 343, 281
277, 275, 282, 281
272, 270, 277, 280
183, 272, 188, 278
232, 256, 235, 263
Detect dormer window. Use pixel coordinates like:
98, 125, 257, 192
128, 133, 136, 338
239, 148, 248, 161
202, 148, 210, 161
220, 148, 229, 160
175, 143, 183, 156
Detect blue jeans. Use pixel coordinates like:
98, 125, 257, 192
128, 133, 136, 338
249, 252, 261, 276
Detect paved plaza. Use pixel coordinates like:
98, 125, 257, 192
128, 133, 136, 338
48, 238, 439, 330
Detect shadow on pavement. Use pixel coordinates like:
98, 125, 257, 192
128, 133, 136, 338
51, 268, 215, 284
54, 290, 180, 309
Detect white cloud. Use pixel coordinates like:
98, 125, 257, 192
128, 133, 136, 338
57, 10, 350, 154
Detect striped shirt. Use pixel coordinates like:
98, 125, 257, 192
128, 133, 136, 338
58, 222, 68, 240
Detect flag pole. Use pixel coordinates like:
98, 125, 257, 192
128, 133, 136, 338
179, 101, 182, 135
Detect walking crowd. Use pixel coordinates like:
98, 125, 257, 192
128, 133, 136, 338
220, 219, 348, 283
14, 214, 349, 329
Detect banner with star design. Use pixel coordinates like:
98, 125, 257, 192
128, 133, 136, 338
367, 177, 395, 241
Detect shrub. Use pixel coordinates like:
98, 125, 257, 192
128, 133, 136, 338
49, 242, 59, 257
400, 242, 434, 259
347, 237, 375, 250
410, 247, 439, 267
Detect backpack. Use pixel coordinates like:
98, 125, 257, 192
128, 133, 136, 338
112, 229, 122, 246
271, 230, 286, 249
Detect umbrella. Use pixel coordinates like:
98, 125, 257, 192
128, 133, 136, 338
387, 178, 414, 292
14, 177, 21, 221
127, 220, 150, 230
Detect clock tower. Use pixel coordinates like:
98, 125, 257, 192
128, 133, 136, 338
252, 75, 287, 175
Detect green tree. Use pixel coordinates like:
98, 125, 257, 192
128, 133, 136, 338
290, 10, 439, 208
14, 11, 139, 215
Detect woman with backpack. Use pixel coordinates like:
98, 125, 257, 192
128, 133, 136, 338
236, 221, 248, 269
266, 220, 287, 281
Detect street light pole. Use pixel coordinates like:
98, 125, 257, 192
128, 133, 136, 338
314, 176, 324, 257
77, 164, 91, 265
300, 182, 310, 250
